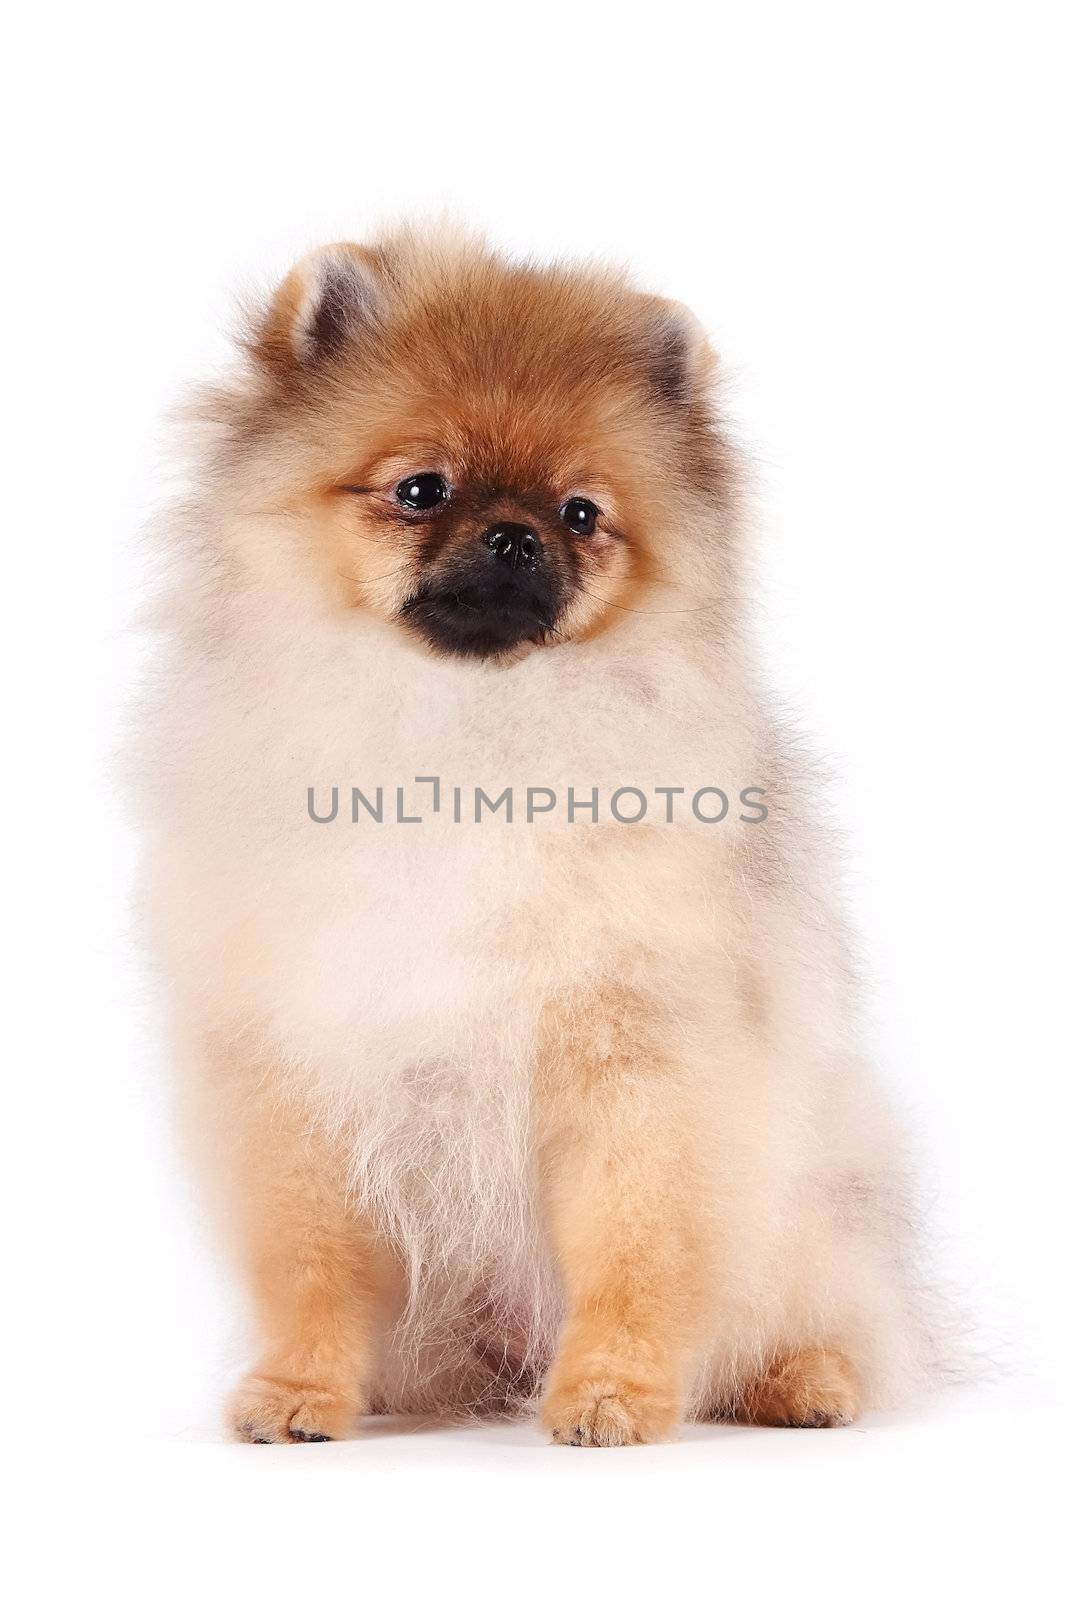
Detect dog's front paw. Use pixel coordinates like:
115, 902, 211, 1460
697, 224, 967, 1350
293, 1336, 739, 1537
229, 1371, 355, 1444
541, 1370, 680, 1447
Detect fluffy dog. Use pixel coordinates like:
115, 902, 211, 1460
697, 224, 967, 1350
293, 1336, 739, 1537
141, 226, 930, 1444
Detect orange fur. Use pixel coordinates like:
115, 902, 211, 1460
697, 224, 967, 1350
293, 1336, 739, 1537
734, 1348, 860, 1429
194, 1039, 399, 1442
140, 226, 933, 1445
536, 984, 710, 1444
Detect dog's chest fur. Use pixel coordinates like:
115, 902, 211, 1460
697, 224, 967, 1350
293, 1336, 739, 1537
152, 606, 755, 1383
158, 602, 748, 1090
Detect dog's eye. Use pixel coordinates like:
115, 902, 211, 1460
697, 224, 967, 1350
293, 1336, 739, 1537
560, 497, 598, 534
396, 473, 449, 510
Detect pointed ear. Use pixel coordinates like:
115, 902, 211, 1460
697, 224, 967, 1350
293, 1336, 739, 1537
642, 296, 717, 409
252, 243, 388, 373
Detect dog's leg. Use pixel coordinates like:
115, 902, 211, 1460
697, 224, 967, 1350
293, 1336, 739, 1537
535, 984, 707, 1446
194, 1042, 395, 1443
734, 1347, 860, 1427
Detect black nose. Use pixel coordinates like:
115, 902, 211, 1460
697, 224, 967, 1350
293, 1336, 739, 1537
483, 522, 542, 570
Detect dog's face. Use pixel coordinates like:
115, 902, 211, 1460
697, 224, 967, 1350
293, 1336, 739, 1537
242, 233, 733, 661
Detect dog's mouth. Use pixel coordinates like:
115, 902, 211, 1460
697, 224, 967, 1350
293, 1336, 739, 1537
399, 577, 563, 660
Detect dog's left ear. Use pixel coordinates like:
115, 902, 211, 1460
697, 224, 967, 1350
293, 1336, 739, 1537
251, 243, 391, 376
641, 296, 717, 409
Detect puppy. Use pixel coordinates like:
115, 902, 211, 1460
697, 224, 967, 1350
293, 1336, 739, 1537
141, 226, 930, 1444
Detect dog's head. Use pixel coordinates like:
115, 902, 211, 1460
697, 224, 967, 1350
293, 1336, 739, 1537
235, 229, 735, 661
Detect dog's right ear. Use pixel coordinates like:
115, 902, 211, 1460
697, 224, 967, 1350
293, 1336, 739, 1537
251, 243, 389, 375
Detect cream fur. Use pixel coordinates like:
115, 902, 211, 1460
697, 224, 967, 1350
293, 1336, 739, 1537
139, 232, 932, 1430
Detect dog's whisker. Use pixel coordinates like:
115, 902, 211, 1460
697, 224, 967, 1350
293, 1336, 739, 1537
570, 577, 719, 618
337, 567, 411, 588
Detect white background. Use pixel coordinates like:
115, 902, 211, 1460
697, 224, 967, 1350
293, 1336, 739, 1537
6, 2, 1063, 1594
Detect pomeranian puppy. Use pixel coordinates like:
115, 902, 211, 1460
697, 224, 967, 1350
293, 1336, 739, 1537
141, 225, 930, 1445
